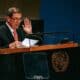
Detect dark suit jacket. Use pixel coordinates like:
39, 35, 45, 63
0, 24, 25, 48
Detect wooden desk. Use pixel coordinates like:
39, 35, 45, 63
0, 42, 78, 54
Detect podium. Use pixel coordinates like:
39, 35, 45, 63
0, 42, 78, 80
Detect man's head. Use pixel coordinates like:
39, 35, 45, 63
6, 7, 22, 29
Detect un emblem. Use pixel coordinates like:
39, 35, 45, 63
51, 50, 69, 72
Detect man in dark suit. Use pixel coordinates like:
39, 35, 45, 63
0, 6, 49, 80
0, 7, 35, 80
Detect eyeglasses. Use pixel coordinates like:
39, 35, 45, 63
10, 17, 22, 21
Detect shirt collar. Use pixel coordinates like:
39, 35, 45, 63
6, 22, 14, 33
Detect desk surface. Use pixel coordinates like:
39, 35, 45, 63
0, 42, 78, 54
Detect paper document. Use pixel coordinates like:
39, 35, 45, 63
22, 38, 39, 47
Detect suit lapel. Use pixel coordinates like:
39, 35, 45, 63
4, 24, 14, 42
17, 28, 25, 41
4, 24, 25, 42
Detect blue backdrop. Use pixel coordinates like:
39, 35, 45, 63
40, 0, 80, 43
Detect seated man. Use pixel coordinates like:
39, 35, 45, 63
0, 7, 40, 80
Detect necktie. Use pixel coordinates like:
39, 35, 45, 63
13, 29, 18, 41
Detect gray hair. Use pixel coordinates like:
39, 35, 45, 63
6, 7, 21, 17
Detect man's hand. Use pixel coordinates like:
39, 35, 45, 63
9, 41, 24, 48
22, 17, 32, 34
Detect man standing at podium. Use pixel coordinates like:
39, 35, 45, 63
0, 7, 33, 80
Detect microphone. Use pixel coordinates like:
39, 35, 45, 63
28, 31, 69, 42
31, 32, 69, 35
27, 33, 43, 41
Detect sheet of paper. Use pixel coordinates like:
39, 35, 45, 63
22, 38, 39, 47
